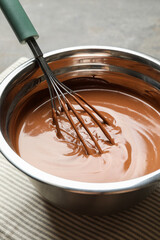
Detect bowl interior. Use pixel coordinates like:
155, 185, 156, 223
0, 47, 160, 190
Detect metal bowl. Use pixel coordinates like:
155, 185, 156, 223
0, 46, 160, 215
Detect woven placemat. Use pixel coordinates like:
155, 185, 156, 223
0, 59, 160, 240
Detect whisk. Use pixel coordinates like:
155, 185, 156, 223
0, 0, 114, 154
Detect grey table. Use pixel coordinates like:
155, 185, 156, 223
0, 0, 160, 72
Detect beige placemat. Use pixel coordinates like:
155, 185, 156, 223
0, 60, 160, 240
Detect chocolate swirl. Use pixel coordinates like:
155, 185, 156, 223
14, 89, 160, 183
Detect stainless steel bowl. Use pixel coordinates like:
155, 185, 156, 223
0, 46, 160, 215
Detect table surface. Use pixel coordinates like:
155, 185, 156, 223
0, 1, 160, 240
0, 0, 160, 72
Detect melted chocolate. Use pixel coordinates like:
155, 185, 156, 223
10, 80, 160, 183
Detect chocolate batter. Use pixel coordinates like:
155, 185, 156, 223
11, 79, 160, 183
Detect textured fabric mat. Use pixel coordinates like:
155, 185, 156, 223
0, 59, 160, 240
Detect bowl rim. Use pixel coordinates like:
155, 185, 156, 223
0, 45, 160, 193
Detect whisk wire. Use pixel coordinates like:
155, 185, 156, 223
60, 99, 93, 155
48, 75, 101, 152
49, 74, 114, 145
27, 37, 114, 154
64, 98, 103, 154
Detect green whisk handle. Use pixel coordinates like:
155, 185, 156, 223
0, 0, 39, 43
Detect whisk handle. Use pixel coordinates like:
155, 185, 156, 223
0, 0, 39, 43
